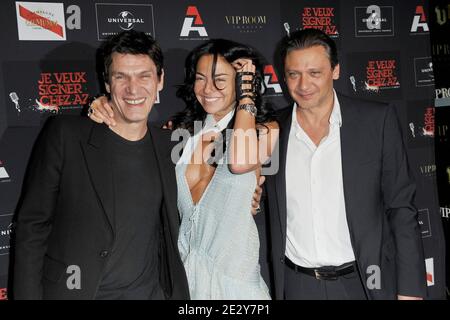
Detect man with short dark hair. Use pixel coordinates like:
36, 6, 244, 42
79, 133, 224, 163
13, 30, 190, 300
265, 29, 426, 300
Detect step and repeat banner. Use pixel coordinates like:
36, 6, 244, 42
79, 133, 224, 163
0, 0, 447, 299
429, 0, 450, 297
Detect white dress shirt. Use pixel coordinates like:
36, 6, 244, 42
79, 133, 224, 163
285, 91, 356, 268
177, 109, 235, 166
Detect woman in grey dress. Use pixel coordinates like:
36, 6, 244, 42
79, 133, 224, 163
170, 39, 278, 299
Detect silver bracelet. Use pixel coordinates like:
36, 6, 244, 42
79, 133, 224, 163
237, 103, 257, 117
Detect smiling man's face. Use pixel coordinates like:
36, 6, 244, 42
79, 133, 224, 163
284, 45, 339, 111
106, 52, 164, 126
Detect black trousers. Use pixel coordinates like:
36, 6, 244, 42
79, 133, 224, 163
284, 263, 368, 300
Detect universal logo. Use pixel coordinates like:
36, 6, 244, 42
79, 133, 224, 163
414, 57, 434, 87
0, 213, 14, 256
0, 223, 12, 238
109, 11, 144, 31
95, 3, 155, 41
354, 5, 394, 37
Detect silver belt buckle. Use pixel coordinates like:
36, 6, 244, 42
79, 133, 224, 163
314, 269, 338, 281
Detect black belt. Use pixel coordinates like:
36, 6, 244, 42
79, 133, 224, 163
285, 257, 356, 281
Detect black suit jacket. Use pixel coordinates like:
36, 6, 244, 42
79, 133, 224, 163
265, 94, 427, 300
12, 116, 190, 300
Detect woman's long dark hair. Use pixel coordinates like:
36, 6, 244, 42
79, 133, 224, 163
171, 39, 276, 135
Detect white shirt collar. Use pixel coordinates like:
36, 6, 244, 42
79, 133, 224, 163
177, 108, 235, 166
329, 90, 342, 127
292, 89, 342, 128
203, 108, 235, 133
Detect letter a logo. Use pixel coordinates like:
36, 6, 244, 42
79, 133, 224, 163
264, 65, 282, 94
180, 6, 208, 37
411, 6, 429, 32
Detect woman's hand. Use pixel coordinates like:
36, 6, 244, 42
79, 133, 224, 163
251, 175, 265, 216
231, 58, 256, 105
88, 95, 117, 126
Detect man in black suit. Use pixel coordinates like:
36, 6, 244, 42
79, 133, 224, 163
12, 30, 190, 299
265, 29, 426, 300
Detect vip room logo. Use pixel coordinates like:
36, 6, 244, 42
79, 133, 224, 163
411, 5, 429, 34
417, 209, 432, 238
419, 163, 436, 178
435, 4, 450, 26
436, 123, 449, 143
425, 258, 434, 286
180, 6, 208, 39
301, 6, 339, 37
95, 3, 155, 40
406, 100, 435, 148
225, 15, 267, 34
431, 43, 450, 57
435, 87, 450, 99
414, 57, 434, 87
355, 5, 394, 37
0, 160, 11, 183
441, 206, 450, 219
263, 65, 282, 96
0, 214, 13, 256
15, 2, 66, 40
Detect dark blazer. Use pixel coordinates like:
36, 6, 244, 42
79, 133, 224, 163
12, 116, 190, 300
265, 93, 427, 300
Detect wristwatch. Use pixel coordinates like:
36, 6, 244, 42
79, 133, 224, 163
237, 103, 257, 117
